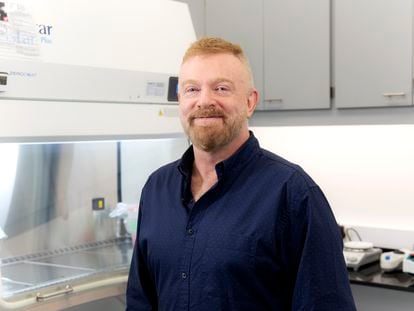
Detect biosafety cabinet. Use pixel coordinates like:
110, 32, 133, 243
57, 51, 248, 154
0, 136, 189, 310
0, 0, 195, 309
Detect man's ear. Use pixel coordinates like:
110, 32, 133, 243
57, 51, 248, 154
246, 88, 259, 118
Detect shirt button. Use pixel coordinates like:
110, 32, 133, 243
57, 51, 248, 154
187, 228, 194, 235
181, 272, 187, 279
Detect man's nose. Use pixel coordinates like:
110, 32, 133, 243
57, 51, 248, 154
197, 88, 215, 108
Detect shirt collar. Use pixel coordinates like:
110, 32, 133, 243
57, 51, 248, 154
178, 144, 194, 178
177, 131, 260, 179
217, 131, 259, 177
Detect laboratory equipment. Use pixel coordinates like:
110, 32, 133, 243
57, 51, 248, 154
343, 241, 382, 271
402, 253, 414, 274
380, 250, 408, 272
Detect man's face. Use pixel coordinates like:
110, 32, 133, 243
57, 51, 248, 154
178, 53, 257, 152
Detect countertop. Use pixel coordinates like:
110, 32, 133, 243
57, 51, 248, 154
348, 262, 414, 292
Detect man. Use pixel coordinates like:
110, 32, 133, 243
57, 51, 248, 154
126, 37, 356, 310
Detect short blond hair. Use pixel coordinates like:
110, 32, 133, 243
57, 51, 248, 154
181, 37, 255, 89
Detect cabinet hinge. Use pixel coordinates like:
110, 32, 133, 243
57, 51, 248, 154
330, 87, 335, 99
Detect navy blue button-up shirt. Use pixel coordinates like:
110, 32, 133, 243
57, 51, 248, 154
126, 133, 356, 311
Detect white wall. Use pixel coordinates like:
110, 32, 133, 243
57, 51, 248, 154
252, 125, 414, 249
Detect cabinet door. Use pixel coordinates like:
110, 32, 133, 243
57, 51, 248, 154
263, 0, 330, 110
205, 0, 264, 107
335, 0, 413, 108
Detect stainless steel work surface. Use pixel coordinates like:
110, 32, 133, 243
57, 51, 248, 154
1, 278, 32, 296
33, 242, 133, 271
0, 239, 133, 299
1, 262, 92, 296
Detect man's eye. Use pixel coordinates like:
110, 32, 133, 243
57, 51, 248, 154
185, 87, 199, 93
216, 86, 230, 93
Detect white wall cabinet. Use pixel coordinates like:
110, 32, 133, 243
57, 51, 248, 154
263, 0, 330, 110
205, 0, 330, 110
334, 0, 413, 108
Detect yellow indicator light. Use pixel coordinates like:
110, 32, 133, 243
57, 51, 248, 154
92, 198, 105, 211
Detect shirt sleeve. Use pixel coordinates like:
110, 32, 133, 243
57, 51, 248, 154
281, 180, 356, 310
126, 206, 158, 311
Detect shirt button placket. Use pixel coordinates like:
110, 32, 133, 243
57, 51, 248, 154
178, 222, 196, 310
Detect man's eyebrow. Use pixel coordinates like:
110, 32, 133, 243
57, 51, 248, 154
180, 78, 235, 87
180, 79, 199, 86
213, 78, 234, 86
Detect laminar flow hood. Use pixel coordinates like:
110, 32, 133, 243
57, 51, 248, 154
0, 0, 196, 140
0, 0, 195, 309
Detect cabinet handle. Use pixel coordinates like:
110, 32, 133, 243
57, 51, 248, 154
36, 285, 74, 302
264, 98, 283, 102
383, 92, 405, 97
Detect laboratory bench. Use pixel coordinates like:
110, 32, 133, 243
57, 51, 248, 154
348, 261, 414, 293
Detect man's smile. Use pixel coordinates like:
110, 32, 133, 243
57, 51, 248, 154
192, 116, 223, 126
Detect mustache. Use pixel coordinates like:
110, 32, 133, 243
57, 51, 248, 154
189, 108, 225, 120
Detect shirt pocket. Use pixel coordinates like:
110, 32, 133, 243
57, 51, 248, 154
200, 233, 257, 301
